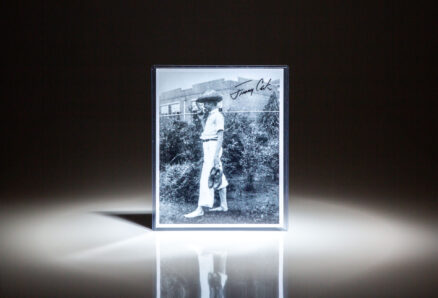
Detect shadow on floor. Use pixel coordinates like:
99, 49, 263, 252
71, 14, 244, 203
95, 211, 153, 229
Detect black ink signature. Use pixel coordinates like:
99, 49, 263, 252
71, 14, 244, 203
257, 78, 272, 91
230, 78, 272, 100
230, 80, 253, 99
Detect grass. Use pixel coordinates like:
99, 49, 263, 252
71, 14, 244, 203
159, 179, 279, 224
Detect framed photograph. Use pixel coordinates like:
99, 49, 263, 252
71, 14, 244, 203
152, 66, 289, 230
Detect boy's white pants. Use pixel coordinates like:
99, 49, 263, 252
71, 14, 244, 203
197, 250, 228, 298
198, 140, 228, 208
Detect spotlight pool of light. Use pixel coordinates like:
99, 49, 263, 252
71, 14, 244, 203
0, 196, 436, 297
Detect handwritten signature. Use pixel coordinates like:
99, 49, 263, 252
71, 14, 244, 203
230, 78, 273, 100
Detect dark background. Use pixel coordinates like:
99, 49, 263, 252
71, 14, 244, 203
3, 1, 436, 217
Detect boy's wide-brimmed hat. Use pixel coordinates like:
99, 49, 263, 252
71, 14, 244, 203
208, 165, 223, 189
196, 90, 223, 103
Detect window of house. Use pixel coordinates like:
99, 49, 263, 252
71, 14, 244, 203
160, 105, 169, 115
170, 103, 180, 114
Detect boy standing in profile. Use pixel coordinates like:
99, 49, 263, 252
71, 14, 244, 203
184, 91, 229, 218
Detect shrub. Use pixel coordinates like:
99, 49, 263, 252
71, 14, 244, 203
258, 91, 280, 136
257, 137, 280, 181
160, 162, 201, 203
222, 113, 257, 190
256, 91, 280, 182
239, 121, 265, 190
159, 118, 202, 170
223, 105, 280, 189
222, 131, 244, 176
222, 113, 247, 177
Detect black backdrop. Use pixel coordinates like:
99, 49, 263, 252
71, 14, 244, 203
3, 1, 436, 218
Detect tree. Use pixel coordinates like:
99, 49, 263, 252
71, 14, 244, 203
258, 91, 280, 137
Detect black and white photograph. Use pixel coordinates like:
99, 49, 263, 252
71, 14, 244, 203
153, 66, 288, 229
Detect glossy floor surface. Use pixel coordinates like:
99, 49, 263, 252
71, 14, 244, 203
1, 196, 437, 297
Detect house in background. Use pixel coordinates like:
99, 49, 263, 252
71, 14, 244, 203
159, 78, 280, 122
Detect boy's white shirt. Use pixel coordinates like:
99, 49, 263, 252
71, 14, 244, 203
200, 108, 224, 140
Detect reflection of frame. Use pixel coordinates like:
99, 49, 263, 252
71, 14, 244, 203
152, 66, 289, 230
155, 233, 284, 297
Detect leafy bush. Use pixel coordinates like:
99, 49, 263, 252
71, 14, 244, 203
257, 137, 279, 181
160, 162, 201, 203
256, 92, 280, 182
222, 113, 247, 177
159, 118, 202, 170
258, 91, 280, 136
222, 113, 264, 190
